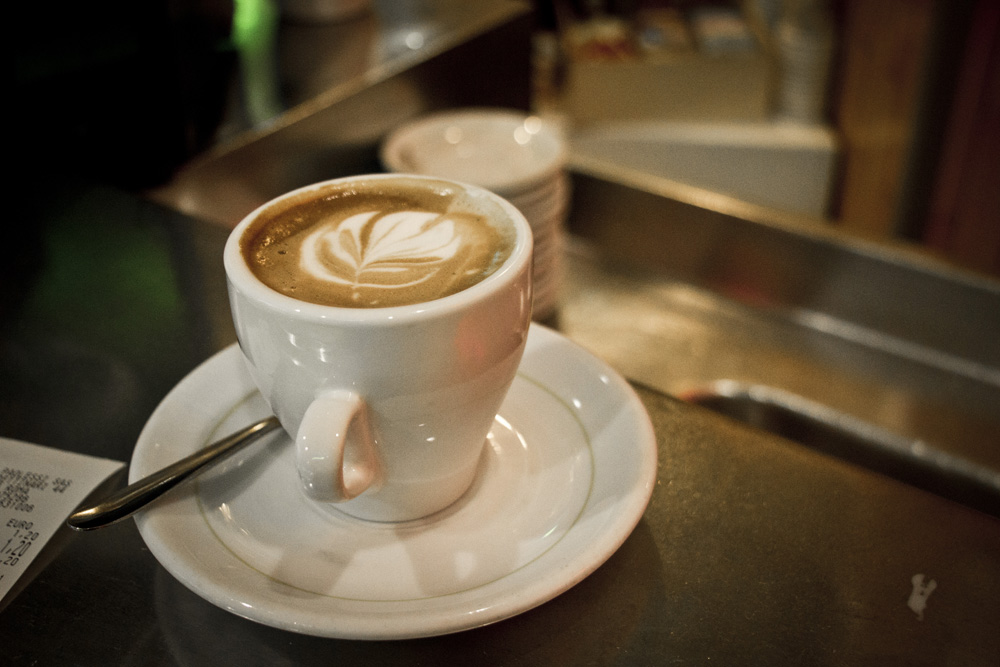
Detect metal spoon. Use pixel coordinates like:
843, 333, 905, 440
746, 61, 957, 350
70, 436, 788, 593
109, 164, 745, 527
67, 416, 282, 531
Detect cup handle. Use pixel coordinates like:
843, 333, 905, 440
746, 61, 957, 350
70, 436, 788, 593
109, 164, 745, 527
295, 389, 380, 502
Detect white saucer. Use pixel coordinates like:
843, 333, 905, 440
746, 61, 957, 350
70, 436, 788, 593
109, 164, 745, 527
380, 109, 566, 197
131, 324, 656, 640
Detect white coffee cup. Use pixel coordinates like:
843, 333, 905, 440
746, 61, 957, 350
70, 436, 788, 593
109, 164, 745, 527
223, 174, 533, 522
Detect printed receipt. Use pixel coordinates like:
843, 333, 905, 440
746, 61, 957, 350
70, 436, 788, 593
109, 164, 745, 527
0, 437, 125, 603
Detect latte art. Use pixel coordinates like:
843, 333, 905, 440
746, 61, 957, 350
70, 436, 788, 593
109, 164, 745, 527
241, 179, 516, 308
301, 210, 471, 301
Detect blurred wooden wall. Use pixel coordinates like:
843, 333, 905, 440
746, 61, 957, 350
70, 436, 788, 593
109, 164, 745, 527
832, 0, 1000, 277
832, 0, 935, 239
922, 0, 1000, 277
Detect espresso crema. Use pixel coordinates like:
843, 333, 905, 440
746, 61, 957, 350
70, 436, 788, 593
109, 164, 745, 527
241, 179, 516, 308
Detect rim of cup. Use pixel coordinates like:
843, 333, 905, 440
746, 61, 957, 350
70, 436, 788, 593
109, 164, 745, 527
381, 108, 567, 197
224, 174, 534, 326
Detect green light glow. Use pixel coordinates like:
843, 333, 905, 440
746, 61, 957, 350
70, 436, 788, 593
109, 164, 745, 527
232, 0, 278, 49
230, 0, 282, 124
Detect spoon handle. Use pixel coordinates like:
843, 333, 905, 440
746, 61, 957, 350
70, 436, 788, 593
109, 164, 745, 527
67, 416, 282, 531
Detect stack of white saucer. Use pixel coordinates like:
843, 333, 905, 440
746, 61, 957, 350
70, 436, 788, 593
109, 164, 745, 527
381, 109, 569, 320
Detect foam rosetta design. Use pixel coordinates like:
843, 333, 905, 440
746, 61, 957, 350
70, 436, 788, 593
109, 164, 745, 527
301, 210, 464, 295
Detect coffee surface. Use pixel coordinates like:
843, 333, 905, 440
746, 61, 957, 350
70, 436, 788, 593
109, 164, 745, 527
241, 179, 515, 308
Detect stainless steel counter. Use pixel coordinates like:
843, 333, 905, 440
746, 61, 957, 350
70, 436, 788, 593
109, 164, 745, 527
558, 162, 1000, 519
